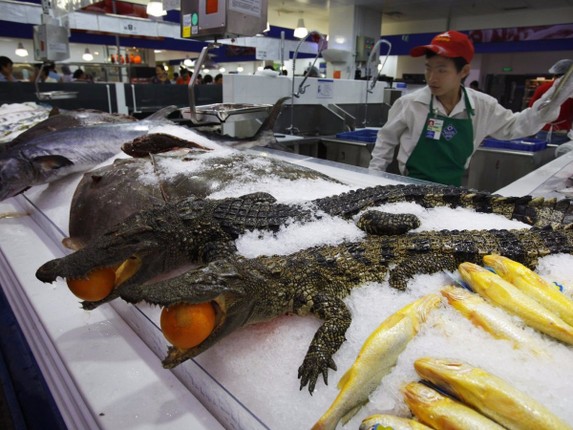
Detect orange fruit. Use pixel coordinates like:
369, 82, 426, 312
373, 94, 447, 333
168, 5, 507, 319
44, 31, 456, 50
66, 267, 116, 301
160, 302, 216, 349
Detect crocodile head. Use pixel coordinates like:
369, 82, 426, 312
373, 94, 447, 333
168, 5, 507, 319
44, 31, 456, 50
119, 258, 262, 368
35, 197, 235, 308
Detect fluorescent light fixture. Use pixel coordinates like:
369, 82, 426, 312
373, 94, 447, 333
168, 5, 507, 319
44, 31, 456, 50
334, 36, 345, 44
82, 48, 93, 61
147, 0, 166, 17
294, 18, 308, 39
237, 66, 244, 72
218, 67, 226, 73
183, 57, 193, 67
203, 69, 210, 74
15, 42, 28, 57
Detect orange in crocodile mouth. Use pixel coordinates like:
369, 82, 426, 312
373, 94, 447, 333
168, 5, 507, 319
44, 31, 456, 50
66, 267, 116, 301
160, 302, 216, 349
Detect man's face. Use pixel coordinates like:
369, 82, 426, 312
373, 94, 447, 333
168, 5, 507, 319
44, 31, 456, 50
424, 55, 468, 98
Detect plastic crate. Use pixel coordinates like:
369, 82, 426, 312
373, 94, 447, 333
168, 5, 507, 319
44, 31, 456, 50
335, 129, 378, 143
481, 137, 547, 152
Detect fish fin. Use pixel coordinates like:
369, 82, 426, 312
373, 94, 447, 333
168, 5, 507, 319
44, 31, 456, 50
145, 105, 178, 121
254, 96, 290, 136
341, 402, 367, 425
30, 155, 74, 171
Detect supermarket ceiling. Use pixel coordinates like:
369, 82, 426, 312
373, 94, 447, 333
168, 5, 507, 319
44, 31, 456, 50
266, 0, 573, 26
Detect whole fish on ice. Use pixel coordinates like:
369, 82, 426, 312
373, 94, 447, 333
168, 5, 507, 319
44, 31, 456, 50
440, 285, 543, 352
483, 254, 573, 326
402, 381, 506, 430
414, 357, 572, 430
0, 106, 175, 201
5, 108, 136, 150
312, 294, 441, 430
458, 262, 573, 345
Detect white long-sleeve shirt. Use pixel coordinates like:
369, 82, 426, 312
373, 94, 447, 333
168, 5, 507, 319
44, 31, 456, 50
369, 85, 561, 174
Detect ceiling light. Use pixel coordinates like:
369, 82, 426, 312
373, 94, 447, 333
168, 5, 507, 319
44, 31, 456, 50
294, 18, 308, 39
15, 42, 28, 57
203, 69, 210, 74
183, 57, 193, 67
82, 48, 93, 61
219, 67, 226, 73
147, 0, 166, 17
237, 66, 244, 72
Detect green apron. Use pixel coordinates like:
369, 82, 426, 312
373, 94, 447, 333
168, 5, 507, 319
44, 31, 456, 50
406, 87, 474, 186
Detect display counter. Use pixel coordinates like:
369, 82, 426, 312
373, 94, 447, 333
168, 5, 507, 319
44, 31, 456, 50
1, 143, 572, 429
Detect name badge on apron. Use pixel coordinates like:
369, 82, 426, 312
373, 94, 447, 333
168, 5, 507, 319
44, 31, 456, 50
425, 118, 444, 140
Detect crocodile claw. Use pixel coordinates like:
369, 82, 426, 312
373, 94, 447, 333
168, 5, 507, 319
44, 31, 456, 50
298, 353, 337, 394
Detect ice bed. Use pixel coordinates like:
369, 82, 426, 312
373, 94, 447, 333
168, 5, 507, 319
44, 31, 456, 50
1, 141, 572, 429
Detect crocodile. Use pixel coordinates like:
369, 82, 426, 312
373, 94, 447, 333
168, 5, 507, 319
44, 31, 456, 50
115, 225, 573, 393
36, 184, 573, 309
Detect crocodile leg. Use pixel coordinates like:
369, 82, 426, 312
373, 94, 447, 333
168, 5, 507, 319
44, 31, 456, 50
295, 291, 351, 394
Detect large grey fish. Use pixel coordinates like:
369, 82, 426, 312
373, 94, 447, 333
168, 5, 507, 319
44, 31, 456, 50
0, 106, 176, 201
5, 108, 136, 150
65, 149, 341, 249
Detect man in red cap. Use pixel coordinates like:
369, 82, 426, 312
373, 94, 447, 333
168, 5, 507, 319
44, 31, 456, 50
369, 30, 571, 186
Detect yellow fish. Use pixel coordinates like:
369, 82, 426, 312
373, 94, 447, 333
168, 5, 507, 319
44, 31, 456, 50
458, 262, 573, 345
414, 357, 572, 430
311, 294, 441, 430
359, 413, 432, 430
484, 254, 573, 326
441, 285, 542, 352
402, 381, 505, 430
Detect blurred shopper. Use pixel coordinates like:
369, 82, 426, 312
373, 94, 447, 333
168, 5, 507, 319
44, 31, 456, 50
214, 73, 223, 85
202, 74, 213, 84
369, 31, 571, 186
151, 65, 171, 84
528, 59, 573, 145
61, 65, 73, 82
469, 80, 481, 91
0, 56, 16, 82
176, 68, 191, 85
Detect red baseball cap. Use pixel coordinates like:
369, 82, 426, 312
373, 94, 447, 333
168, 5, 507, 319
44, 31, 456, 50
410, 30, 474, 64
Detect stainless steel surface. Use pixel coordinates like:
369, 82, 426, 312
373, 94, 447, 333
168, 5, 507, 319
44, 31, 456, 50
320, 137, 374, 168
288, 30, 327, 134
467, 146, 555, 192
182, 103, 272, 123
330, 103, 390, 128
275, 104, 346, 136
363, 39, 392, 126
186, 46, 272, 126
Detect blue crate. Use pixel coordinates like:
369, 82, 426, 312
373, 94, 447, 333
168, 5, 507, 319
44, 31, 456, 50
335, 129, 378, 143
481, 137, 547, 152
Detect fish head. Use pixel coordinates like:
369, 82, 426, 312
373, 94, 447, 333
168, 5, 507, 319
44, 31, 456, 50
457, 262, 494, 288
414, 357, 473, 395
0, 156, 36, 200
483, 254, 512, 277
118, 257, 260, 368
402, 381, 443, 406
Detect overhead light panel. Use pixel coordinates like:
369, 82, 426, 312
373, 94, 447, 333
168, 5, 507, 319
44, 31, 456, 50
15, 42, 28, 57
82, 48, 93, 61
294, 18, 308, 39
147, 0, 167, 17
